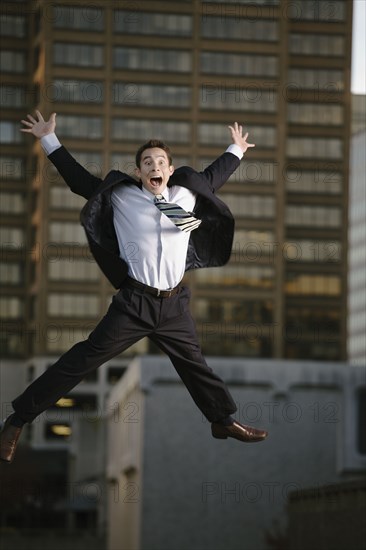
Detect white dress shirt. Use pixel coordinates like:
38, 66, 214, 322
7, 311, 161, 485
41, 134, 243, 289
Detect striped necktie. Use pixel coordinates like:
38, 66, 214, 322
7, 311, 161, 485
154, 194, 202, 232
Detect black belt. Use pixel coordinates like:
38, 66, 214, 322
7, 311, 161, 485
124, 276, 180, 298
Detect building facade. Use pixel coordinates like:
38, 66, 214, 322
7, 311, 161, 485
348, 94, 366, 367
0, 0, 353, 421
106, 355, 366, 550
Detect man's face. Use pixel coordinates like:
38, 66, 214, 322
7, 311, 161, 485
135, 148, 174, 195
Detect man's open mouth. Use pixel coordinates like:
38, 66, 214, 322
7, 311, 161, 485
150, 177, 162, 185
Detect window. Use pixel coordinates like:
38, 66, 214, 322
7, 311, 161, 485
114, 11, 192, 36
49, 222, 87, 244
195, 264, 274, 289
113, 47, 191, 73
0, 297, 23, 319
230, 159, 277, 184
232, 230, 275, 261
0, 51, 26, 73
48, 293, 100, 317
0, 262, 22, 285
0, 192, 25, 213
289, 34, 344, 56
287, 103, 343, 126
288, 68, 344, 92
196, 298, 274, 357
54, 43, 103, 67
198, 159, 277, 184
0, 15, 25, 37
206, 0, 279, 3
286, 205, 341, 227
48, 258, 99, 282
286, 137, 343, 159
53, 5, 104, 30
285, 169, 342, 194
56, 116, 103, 140
285, 273, 341, 296
199, 123, 276, 148
202, 17, 277, 41
112, 119, 190, 144
51, 80, 104, 104
201, 52, 278, 77
0, 122, 24, 144
0, 86, 25, 108
195, 298, 273, 324
54, 393, 98, 411
285, 304, 341, 338
284, 240, 341, 263
108, 367, 127, 384
113, 83, 191, 108
288, 1, 346, 22
219, 194, 275, 218
0, 227, 25, 249
50, 187, 87, 210
0, 331, 25, 358
200, 86, 277, 112
45, 423, 72, 440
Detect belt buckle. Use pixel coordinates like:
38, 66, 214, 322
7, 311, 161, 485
157, 289, 161, 297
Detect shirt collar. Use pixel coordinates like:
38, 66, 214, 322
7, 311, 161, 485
142, 186, 169, 202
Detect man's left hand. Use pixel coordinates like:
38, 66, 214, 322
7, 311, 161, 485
228, 122, 255, 154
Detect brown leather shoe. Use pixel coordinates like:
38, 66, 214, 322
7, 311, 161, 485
0, 416, 23, 463
211, 420, 268, 443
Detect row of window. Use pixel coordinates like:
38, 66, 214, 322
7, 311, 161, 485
286, 205, 341, 227
194, 267, 341, 293
285, 274, 341, 295
1, 53, 344, 95
223, 194, 276, 218
0, 235, 342, 288
231, 233, 342, 263
195, 298, 273, 324
51, 35, 349, 71
0, 159, 345, 195
0, 293, 344, 324
0, 222, 316, 261
0, 84, 346, 124
48, 258, 100, 282
48, 293, 100, 317
0, 258, 100, 286
0, 2, 347, 40
195, 264, 275, 289
207, 0, 346, 23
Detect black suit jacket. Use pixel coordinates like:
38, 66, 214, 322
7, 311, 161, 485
48, 146, 240, 288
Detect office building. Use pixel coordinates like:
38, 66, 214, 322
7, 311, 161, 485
348, 93, 366, 366
0, 0, 353, 440
106, 355, 366, 550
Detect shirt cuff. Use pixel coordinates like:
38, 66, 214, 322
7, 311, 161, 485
40, 133, 62, 156
225, 144, 244, 160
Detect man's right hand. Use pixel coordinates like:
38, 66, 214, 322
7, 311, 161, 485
20, 110, 56, 138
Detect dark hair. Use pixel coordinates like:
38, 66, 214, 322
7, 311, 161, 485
135, 139, 173, 168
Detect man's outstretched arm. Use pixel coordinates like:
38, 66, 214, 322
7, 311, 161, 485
21, 110, 102, 199
198, 122, 255, 192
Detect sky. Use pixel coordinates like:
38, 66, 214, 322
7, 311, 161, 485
352, 0, 366, 93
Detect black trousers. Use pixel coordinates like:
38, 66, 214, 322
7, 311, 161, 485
12, 284, 237, 423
